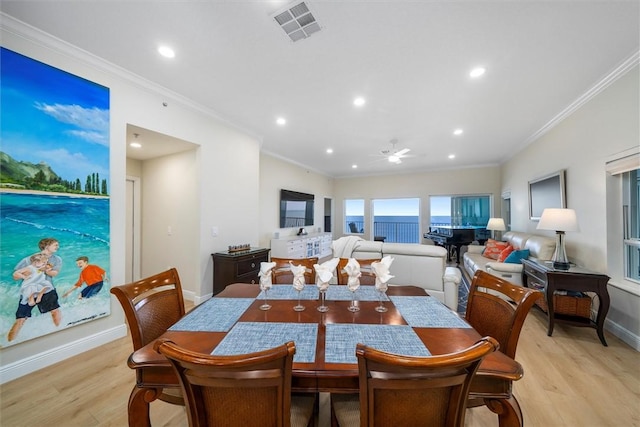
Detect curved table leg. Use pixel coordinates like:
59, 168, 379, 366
595, 292, 610, 346
485, 395, 523, 427
128, 386, 162, 427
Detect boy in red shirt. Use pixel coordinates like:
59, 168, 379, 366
63, 256, 108, 299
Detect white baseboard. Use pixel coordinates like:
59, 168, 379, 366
0, 324, 127, 384
606, 318, 640, 351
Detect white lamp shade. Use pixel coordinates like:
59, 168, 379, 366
537, 208, 579, 232
486, 218, 506, 231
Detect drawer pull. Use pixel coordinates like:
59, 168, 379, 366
251, 262, 255, 268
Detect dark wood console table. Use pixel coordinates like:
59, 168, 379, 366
522, 258, 610, 346
212, 248, 270, 295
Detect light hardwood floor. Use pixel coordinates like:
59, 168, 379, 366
1, 307, 638, 426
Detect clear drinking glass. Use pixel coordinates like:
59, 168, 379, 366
317, 289, 329, 312
348, 285, 360, 312
293, 287, 305, 311
259, 284, 271, 311
375, 283, 388, 313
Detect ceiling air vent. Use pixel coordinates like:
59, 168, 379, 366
272, 1, 322, 42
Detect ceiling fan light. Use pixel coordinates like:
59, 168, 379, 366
388, 155, 399, 163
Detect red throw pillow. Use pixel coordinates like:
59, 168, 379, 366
497, 245, 515, 262
483, 239, 510, 260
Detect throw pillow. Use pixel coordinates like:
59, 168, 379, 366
497, 245, 515, 262
483, 239, 510, 260
504, 249, 530, 264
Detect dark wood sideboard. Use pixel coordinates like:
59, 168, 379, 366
522, 258, 610, 346
212, 248, 270, 295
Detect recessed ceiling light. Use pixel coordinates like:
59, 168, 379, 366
326, 148, 333, 154
353, 97, 366, 107
130, 133, 142, 148
453, 129, 464, 136
158, 45, 175, 58
276, 117, 286, 126
469, 67, 486, 78
448, 154, 456, 159
352, 164, 358, 169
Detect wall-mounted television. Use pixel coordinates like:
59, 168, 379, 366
529, 170, 566, 220
280, 189, 314, 228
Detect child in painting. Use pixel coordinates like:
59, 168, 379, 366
8, 237, 63, 342
63, 256, 108, 299
15, 253, 54, 306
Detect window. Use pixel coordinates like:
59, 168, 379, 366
345, 199, 364, 234
372, 198, 420, 243
429, 195, 491, 227
430, 195, 492, 241
606, 149, 640, 285
623, 169, 640, 282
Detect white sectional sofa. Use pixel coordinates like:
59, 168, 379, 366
332, 238, 461, 310
462, 231, 556, 286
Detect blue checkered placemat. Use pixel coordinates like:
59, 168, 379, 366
211, 322, 318, 363
326, 285, 390, 301
325, 324, 430, 364
390, 296, 471, 328
264, 285, 319, 300
169, 298, 253, 332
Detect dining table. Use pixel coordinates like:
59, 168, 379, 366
126, 283, 524, 427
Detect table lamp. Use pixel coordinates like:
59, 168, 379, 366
536, 208, 579, 270
486, 217, 506, 240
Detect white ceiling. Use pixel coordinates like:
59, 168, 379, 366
2, 1, 638, 176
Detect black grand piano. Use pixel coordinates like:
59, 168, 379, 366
424, 226, 487, 263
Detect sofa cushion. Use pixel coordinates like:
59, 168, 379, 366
351, 240, 383, 259
504, 249, 530, 264
382, 242, 446, 257
497, 245, 514, 262
524, 236, 556, 260
483, 239, 510, 260
502, 231, 530, 250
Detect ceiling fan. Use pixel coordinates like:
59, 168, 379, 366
373, 139, 414, 164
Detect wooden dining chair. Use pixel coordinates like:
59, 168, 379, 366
330, 337, 499, 427
464, 270, 542, 410
336, 258, 379, 285
110, 267, 186, 405
465, 270, 542, 360
155, 339, 317, 427
271, 257, 318, 284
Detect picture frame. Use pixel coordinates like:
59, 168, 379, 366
528, 170, 566, 220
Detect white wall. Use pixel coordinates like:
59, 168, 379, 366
140, 150, 199, 295
258, 154, 334, 249
502, 65, 640, 348
332, 166, 502, 240
1, 16, 261, 380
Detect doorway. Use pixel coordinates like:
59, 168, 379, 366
125, 124, 199, 283
324, 197, 332, 232
125, 176, 141, 283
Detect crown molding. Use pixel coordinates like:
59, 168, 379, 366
520, 50, 640, 150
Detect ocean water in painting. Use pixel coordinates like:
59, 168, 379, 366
0, 192, 110, 347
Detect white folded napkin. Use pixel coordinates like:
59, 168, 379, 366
343, 258, 362, 292
372, 255, 394, 292
290, 261, 307, 291
314, 257, 340, 292
258, 261, 276, 290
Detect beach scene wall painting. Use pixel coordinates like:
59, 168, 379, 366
0, 47, 111, 347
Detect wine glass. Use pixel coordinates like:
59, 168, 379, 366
317, 282, 329, 312
293, 280, 305, 311
259, 281, 271, 311
375, 281, 388, 313
347, 277, 360, 312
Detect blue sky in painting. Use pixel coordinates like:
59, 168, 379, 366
0, 47, 109, 184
